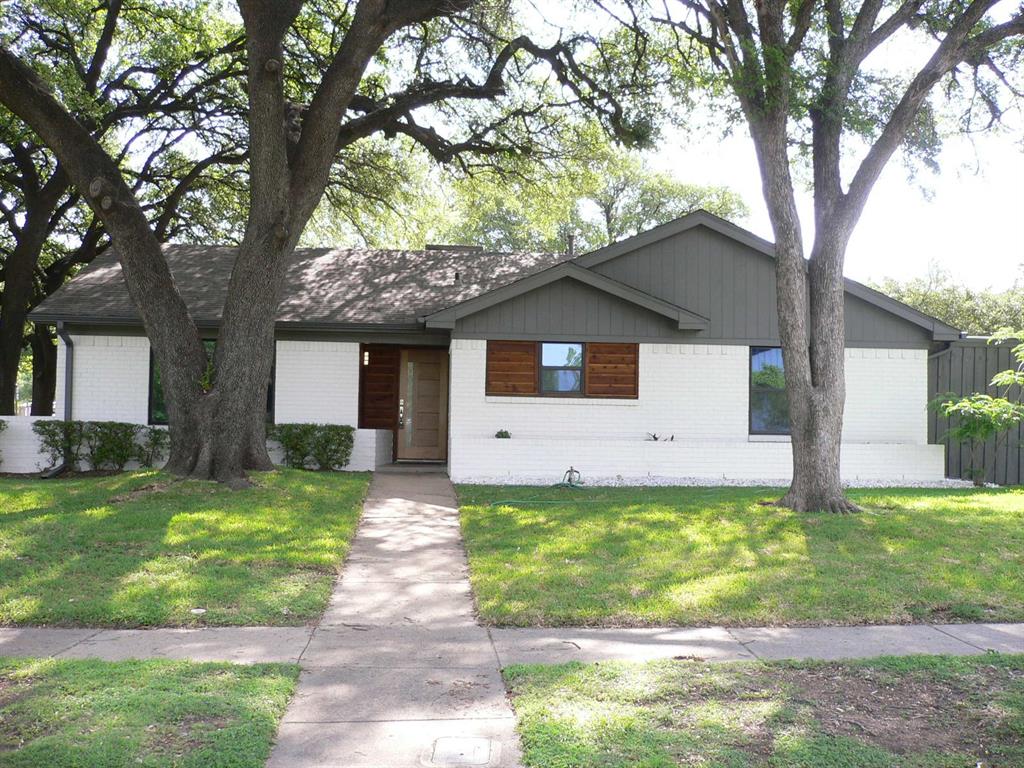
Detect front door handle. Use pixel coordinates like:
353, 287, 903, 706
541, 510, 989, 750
398, 398, 405, 428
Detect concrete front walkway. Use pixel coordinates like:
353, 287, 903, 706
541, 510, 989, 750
267, 469, 521, 768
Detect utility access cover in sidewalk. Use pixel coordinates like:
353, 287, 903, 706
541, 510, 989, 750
426, 736, 500, 767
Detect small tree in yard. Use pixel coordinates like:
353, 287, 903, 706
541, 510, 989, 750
0, 1, 651, 485
602, 0, 1024, 511
933, 329, 1024, 485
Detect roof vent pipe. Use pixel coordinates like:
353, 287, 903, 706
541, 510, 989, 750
425, 244, 483, 252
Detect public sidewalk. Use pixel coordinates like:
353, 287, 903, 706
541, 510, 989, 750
4, 621, 1021, 667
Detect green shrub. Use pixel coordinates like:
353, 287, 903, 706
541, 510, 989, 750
33, 420, 164, 471
33, 420, 85, 470
271, 423, 318, 469
309, 424, 354, 470
271, 423, 354, 470
83, 421, 142, 471
0, 419, 6, 465
134, 426, 170, 468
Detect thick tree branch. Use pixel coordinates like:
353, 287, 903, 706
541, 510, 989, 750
843, 0, 1010, 226
84, 0, 124, 94
153, 150, 248, 240
0, 44, 208, 387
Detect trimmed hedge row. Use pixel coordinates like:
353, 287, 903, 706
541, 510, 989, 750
22, 420, 356, 473
271, 424, 354, 470
32, 420, 169, 471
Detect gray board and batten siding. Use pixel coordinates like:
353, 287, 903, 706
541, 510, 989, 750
452, 221, 940, 348
929, 338, 1023, 486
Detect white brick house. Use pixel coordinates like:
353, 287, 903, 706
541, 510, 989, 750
16, 211, 957, 482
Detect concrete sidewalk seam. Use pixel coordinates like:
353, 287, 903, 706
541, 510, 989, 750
928, 623, 989, 653
725, 627, 761, 660
53, 628, 105, 658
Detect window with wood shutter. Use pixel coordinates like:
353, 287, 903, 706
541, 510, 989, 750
486, 341, 538, 395
584, 343, 639, 398
485, 341, 639, 399
358, 345, 400, 428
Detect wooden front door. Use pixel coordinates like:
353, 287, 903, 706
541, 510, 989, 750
397, 348, 448, 461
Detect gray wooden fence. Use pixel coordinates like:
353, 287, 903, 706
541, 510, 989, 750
928, 338, 1022, 485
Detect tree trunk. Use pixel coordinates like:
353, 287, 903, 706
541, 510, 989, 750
0, 248, 35, 415
776, 239, 860, 513
0, 330, 20, 416
779, 389, 856, 512
747, 118, 859, 513
30, 324, 57, 416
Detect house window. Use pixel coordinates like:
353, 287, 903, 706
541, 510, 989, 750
750, 346, 790, 435
540, 343, 583, 394
148, 340, 275, 425
485, 341, 638, 398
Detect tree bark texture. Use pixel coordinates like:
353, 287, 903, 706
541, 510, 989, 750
29, 324, 56, 416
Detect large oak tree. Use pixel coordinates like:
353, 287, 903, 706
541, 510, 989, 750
0, 0, 645, 483
609, 0, 1023, 510
0, 0, 248, 415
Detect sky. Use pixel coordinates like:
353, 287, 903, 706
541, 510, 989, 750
654, 119, 1024, 291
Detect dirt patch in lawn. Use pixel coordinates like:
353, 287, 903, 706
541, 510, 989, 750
107, 480, 175, 504
147, 714, 232, 757
0, 675, 50, 753
0, 674, 35, 711
784, 662, 1021, 758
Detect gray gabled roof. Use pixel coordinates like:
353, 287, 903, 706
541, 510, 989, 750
32, 210, 963, 343
422, 261, 711, 330
31, 244, 568, 328
576, 210, 963, 342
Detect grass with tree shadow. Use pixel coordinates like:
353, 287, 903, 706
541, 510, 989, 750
0, 469, 369, 627
458, 485, 1024, 626
0, 656, 297, 767
506, 653, 1024, 767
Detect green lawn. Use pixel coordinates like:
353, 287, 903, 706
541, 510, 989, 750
0, 656, 297, 767
506, 654, 1024, 767
458, 485, 1024, 626
0, 470, 369, 627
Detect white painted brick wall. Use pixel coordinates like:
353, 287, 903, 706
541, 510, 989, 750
3, 335, 388, 473
448, 340, 750, 442
448, 340, 944, 483
449, 438, 944, 484
0, 416, 56, 473
55, 334, 151, 424
843, 348, 928, 443
14, 333, 938, 481
273, 340, 388, 470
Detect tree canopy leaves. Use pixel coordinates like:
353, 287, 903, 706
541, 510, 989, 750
875, 264, 1024, 336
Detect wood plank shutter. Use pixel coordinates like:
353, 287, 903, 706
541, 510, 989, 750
358, 345, 400, 428
486, 341, 538, 395
584, 343, 639, 398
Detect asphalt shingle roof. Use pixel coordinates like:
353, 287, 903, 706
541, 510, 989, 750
32, 244, 568, 327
